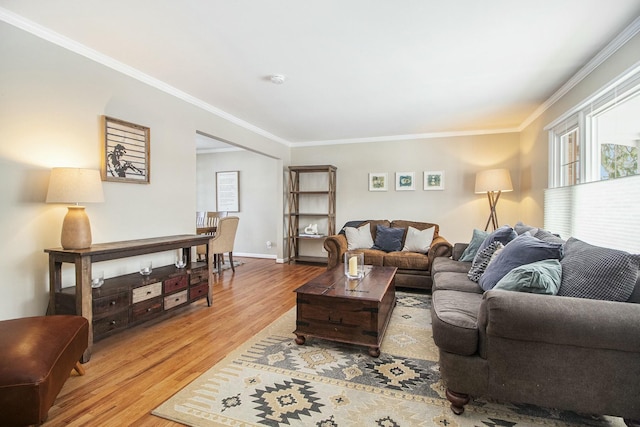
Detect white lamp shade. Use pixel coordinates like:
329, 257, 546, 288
475, 168, 513, 193
46, 168, 104, 204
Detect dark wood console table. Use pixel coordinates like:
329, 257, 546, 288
45, 234, 213, 362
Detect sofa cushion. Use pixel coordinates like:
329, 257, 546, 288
431, 290, 483, 356
493, 259, 561, 295
459, 229, 489, 262
402, 225, 434, 253
479, 233, 563, 291
474, 225, 517, 264
359, 249, 385, 266
383, 251, 430, 270
345, 223, 374, 250
432, 257, 471, 275
468, 241, 503, 282
372, 225, 405, 252
558, 237, 640, 302
433, 271, 483, 293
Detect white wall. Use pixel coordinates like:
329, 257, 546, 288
290, 132, 522, 247
196, 150, 280, 259
0, 22, 288, 320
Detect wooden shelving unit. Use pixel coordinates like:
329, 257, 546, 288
287, 165, 337, 264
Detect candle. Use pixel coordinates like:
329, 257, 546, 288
348, 255, 358, 277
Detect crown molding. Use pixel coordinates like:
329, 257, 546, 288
520, 15, 640, 131
0, 7, 291, 148
295, 127, 521, 147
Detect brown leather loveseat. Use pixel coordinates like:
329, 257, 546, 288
323, 220, 452, 290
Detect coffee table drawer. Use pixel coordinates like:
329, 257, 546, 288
297, 296, 373, 325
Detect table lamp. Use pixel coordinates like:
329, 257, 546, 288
475, 168, 513, 231
46, 168, 105, 249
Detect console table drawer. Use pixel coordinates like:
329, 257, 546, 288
164, 289, 188, 310
189, 283, 208, 301
93, 309, 129, 338
164, 275, 188, 293
94, 292, 130, 317
190, 266, 208, 285
132, 282, 162, 303
131, 297, 163, 322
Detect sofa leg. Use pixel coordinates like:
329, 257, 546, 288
445, 388, 470, 415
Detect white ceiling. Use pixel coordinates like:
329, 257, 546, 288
2, 1, 640, 146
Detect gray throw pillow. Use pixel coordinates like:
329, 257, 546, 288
372, 225, 405, 252
534, 228, 566, 245
468, 241, 503, 283
473, 225, 517, 264
558, 237, 640, 301
459, 229, 489, 262
479, 233, 563, 291
494, 259, 561, 295
514, 221, 539, 236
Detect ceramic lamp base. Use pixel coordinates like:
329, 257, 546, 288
61, 206, 92, 249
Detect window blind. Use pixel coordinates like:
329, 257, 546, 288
544, 175, 640, 253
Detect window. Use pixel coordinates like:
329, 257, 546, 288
548, 68, 640, 188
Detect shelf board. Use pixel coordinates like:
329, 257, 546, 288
292, 255, 328, 265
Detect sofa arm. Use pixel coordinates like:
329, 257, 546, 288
323, 234, 348, 269
428, 235, 453, 261
479, 291, 640, 353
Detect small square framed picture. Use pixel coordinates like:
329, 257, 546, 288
369, 173, 388, 191
424, 171, 444, 190
395, 172, 415, 191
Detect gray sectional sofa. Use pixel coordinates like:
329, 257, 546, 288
430, 226, 640, 425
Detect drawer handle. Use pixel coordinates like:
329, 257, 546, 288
174, 298, 180, 302
146, 291, 152, 295
110, 301, 116, 305
328, 317, 342, 325
110, 320, 116, 325
147, 308, 152, 312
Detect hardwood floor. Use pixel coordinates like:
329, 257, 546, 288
45, 258, 325, 427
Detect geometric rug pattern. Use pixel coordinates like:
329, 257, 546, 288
153, 292, 625, 426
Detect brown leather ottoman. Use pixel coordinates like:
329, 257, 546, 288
0, 315, 88, 426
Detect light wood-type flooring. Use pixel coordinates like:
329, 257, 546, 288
44, 258, 324, 426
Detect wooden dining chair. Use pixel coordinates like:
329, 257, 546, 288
209, 216, 239, 274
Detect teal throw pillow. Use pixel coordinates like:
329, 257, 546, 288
459, 229, 489, 262
372, 225, 405, 252
493, 259, 561, 295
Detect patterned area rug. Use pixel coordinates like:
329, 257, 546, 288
153, 292, 625, 426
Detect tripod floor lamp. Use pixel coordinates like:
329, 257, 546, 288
475, 168, 513, 231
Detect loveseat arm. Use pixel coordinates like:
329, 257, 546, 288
428, 235, 453, 261
324, 234, 348, 269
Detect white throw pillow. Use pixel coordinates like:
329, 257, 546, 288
345, 224, 374, 250
402, 226, 435, 253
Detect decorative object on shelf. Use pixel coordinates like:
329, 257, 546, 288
91, 270, 104, 288
368, 172, 388, 191
174, 253, 187, 268
216, 171, 239, 212
395, 172, 415, 191
424, 170, 445, 190
304, 223, 318, 235
102, 116, 150, 184
46, 167, 105, 249
475, 168, 513, 231
344, 251, 364, 279
139, 260, 152, 276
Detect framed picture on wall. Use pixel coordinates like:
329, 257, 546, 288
395, 172, 415, 191
101, 116, 150, 184
216, 171, 240, 212
368, 173, 388, 191
424, 171, 445, 190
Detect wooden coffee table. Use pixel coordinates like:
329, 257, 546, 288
293, 265, 397, 357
